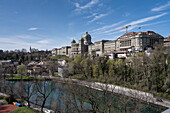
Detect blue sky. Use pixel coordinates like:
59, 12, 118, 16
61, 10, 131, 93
0, 0, 170, 51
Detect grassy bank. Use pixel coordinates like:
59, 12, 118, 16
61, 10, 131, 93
6, 75, 34, 80
10, 107, 41, 113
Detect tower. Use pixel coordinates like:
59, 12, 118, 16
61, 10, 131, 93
30, 46, 32, 53
82, 32, 92, 45
79, 38, 84, 54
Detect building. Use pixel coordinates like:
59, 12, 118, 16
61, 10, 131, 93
0, 50, 3, 53
70, 32, 93, 56
116, 31, 164, 52
164, 36, 170, 47
105, 51, 128, 59
88, 40, 110, 56
52, 48, 58, 56
52, 31, 164, 57
104, 40, 116, 53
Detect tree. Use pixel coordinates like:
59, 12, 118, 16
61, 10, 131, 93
46, 61, 58, 76
17, 65, 27, 79
35, 81, 55, 112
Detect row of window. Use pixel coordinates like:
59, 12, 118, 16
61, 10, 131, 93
120, 40, 131, 47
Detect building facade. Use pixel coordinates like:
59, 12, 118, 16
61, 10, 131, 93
52, 31, 164, 57
116, 31, 164, 52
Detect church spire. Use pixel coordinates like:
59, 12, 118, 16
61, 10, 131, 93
30, 46, 32, 53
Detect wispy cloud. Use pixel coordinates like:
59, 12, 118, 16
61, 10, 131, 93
37, 40, 50, 44
152, 1, 170, 11
0, 35, 55, 51
91, 21, 125, 33
75, 0, 99, 11
140, 19, 170, 27
88, 13, 107, 23
123, 12, 130, 17
86, 13, 98, 18
28, 27, 39, 31
92, 13, 167, 35
128, 13, 167, 25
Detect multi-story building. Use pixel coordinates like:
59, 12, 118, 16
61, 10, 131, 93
52, 48, 58, 56
164, 36, 170, 47
104, 40, 116, 53
52, 31, 164, 57
116, 31, 164, 51
70, 32, 93, 56
92, 40, 110, 56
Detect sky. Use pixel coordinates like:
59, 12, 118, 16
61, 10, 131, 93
0, 0, 170, 51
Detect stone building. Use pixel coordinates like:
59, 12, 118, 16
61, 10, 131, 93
70, 32, 93, 56
104, 40, 116, 53
51, 48, 58, 56
52, 31, 164, 57
88, 40, 110, 56
116, 31, 164, 52
164, 36, 170, 48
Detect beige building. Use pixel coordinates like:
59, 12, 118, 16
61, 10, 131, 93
51, 48, 58, 56
52, 31, 164, 57
70, 32, 93, 56
164, 36, 170, 47
104, 41, 116, 53
116, 31, 164, 51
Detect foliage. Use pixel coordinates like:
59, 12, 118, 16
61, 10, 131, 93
6, 75, 34, 80
55, 74, 61, 77
67, 45, 170, 100
50, 55, 68, 60
17, 65, 27, 79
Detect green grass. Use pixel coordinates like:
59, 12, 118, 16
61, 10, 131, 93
6, 75, 34, 80
50, 55, 68, 60
10, 107, 41, 113
55, 74, 61, 77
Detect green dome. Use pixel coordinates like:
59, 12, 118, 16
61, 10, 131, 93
83, 32, 91, 38
71, 39, 76, 43
79, 38, 84, 41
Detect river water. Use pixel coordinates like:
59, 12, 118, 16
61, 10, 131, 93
0, 80, 167, 113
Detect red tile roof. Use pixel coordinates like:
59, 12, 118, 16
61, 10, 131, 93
0, 104, 19, 113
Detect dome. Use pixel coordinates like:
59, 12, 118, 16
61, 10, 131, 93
71, 39, 76, 43
82, 32, 91, 38
79, 37, 84, 41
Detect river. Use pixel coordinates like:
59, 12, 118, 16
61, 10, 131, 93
0, 80, 167, 113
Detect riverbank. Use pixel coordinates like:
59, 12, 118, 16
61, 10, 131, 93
40, 76, 170, 109
1, 76, 170, 109
0, 92, 54, 113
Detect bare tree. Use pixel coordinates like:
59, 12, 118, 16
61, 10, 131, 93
35, 81, 55, 112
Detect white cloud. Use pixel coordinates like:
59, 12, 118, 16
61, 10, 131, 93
123, 12, 130, 17
128, 13, 167, 26
92, 13, 167, 35
152, 1, 170, 11
86, 13, 98, 18
37, 40, 50, 44
75, 0, 99, 11
28, 27, 39, 31
91, 21, 125, 33
0, 35, 55, 51
88, 13, 107, 23
75, 3, 80, 8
